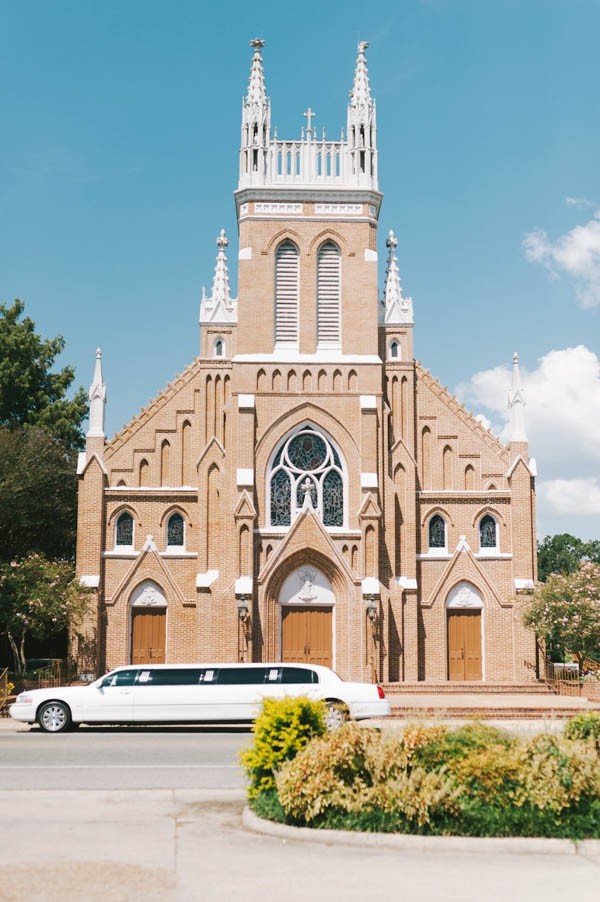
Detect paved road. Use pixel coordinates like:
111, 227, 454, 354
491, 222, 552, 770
0, 721, 250, 790
0, 720, 596, 902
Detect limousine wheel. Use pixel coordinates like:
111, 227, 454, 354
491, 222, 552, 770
324, 702, 348, 731
38, 701, 72, 733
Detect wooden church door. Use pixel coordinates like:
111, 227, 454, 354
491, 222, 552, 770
281, 607, 332, 668
447, 611, 482, 681
131, 610, 166, 665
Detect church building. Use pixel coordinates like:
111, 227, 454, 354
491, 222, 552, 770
75, 41, 538, 684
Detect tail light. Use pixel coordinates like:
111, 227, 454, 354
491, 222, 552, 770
377, 685, 385, 699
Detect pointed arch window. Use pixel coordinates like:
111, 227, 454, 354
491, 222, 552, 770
428, 514, 446, 551
479, 515, 498, 551
390, 341, 399, 359
269, 426, 345, 528
214, 339, 224, 358
317, 241, 341, 347
167, 513, 185, 548
275, 240, 299, 347
116, 512, 134, 548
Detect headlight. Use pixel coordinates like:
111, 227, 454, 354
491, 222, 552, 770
15, 695, 33, 704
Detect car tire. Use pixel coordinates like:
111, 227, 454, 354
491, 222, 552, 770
324, 701, 348, 731
37, 701, 72, 733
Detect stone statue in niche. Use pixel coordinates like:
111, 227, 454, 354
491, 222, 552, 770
132, 580, 167, 608
298, 567, 318, 602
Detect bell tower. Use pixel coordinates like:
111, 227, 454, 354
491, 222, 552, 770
233, 40, 383, 358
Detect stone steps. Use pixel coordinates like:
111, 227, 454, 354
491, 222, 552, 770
382, 682, 554, 695
387, 704, 588, 720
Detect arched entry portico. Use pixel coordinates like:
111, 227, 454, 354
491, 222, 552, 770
278, 565, 335, 668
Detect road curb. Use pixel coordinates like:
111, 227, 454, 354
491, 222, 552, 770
243, 807, 600, 857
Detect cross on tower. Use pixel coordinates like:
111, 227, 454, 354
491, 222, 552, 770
303, 107, 316, 135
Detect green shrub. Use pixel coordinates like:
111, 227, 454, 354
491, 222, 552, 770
276, 723, 460, 829
240, 696, 326, 799
564, 712, 600, 751
412, 722, 514, 771
269, 721, 600, 838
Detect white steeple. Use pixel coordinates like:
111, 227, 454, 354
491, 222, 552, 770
347, 41, 377, 188
349, 40, 372, 108
239, 38, 271, 186
87, 348, 106, 439
236, 41, 379, 195
383, 230, 413, 324
508, 352, 527, 443
199, 230, 237, 325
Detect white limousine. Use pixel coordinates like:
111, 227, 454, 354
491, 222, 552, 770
10, 663, 391, 732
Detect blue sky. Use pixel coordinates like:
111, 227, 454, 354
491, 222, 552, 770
2, 0, 599, 540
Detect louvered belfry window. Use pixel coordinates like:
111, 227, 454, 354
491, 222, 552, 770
317, 241, 341, 346
275, 240, 299, 346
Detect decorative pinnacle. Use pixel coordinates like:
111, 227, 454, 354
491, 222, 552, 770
210, 229, 232, 308
87, 346, 106, 437
246, 38, 267, 106
384, 230, 402, 307
508, 351, 527, 443
384, 230, 413, 324
350, 40, 372, 108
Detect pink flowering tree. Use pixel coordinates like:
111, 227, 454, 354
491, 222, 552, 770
522, 562, 600, 669
0, 554, 90, 675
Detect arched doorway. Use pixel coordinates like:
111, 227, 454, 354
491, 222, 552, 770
279, 566, 334, 668
446, 582, 483, 681
130, 580, 167, 665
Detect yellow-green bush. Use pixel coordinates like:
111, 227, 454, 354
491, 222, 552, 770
240, 696, 326, 799
276, 723, 459, 828
270, 721, 600, 837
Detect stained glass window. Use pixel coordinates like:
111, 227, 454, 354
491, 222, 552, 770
323, 470, 343, 526
270, 469, 291, 526
268, 427, 345, 528
116, 512, 133, 546
480, 515, 497, 548
429, 514, 446, 549
167, 513, 184, 547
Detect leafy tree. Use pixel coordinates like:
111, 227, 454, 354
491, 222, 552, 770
0, 427, 78, 562
537, 533, 600, 582
522, 562, 600, 668
0, 554, 91, 675
0, 299, 87, 450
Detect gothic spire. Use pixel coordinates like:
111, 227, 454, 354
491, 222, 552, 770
210, 229, 232, 308
246, 38, 267, 107
384, 230, 413, 324
508, 352, 527, 443
350, 40, 372, 109
87, 347, 106, 439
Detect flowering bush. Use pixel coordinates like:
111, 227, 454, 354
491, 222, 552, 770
522, 562, 600, 667
0, 554, 91, 675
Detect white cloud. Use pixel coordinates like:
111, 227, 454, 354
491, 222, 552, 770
565, 196, 596, 209
456, 346, 600, 536
538, 479, 600, 516
523, 210, 600, 308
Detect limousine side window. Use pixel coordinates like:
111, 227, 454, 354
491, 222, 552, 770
135, 668, 205, 686
216, 667, 267, 685
101, 669, 139, 688
279, 667, 318, 684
